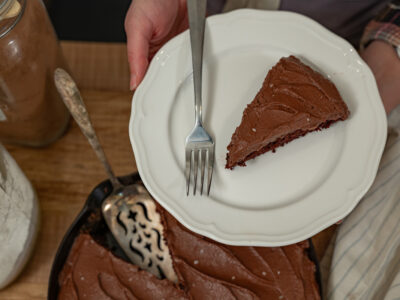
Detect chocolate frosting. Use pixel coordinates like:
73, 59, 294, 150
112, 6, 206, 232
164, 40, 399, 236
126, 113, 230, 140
163, 210, 320, 300
58, 234, 187, 300
226, 55, 349, 169
59, 208, 320, 299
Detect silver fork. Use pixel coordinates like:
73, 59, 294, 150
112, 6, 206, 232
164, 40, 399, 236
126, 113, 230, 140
185, 0, 214, 196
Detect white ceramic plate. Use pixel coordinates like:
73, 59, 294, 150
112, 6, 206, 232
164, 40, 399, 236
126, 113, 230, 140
129, 9, 387, 246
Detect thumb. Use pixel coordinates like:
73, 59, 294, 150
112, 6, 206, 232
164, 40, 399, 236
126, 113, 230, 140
125, 8, 153, 90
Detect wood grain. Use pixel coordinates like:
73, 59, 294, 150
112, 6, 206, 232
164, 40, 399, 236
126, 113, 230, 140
0, 42, 336, 299
60, 41, 130, 92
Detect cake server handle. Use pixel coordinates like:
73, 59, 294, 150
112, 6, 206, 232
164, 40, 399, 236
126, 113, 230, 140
53, 68, 121, 190
187, 0, 207, 126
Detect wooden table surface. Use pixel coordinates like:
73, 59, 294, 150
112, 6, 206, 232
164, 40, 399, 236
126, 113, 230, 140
0, 42, 335, 299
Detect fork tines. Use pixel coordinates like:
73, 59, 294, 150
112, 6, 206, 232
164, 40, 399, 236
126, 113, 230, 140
185, 147, 214, 196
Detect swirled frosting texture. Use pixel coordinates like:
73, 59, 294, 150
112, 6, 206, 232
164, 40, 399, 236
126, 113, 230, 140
226, 55, 349, 169
58, 208, 320, 299
163, 210, 320, 300
58, 234, 186, 300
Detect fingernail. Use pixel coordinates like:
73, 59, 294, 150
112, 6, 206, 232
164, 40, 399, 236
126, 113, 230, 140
130, 75, 137, 91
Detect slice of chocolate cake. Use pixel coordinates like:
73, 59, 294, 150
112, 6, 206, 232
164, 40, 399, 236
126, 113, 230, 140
226, 56, 349, 169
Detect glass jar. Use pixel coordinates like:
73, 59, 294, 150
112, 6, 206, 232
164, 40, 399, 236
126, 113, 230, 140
0, 0, 70, 147
0, 143, 39, 289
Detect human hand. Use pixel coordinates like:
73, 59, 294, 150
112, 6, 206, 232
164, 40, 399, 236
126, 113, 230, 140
125, 0, 189, 90
335, 40, 400, 227
361, 40, 400, 114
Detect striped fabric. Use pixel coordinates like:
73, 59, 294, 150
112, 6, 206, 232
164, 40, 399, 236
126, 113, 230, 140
360, 5, 400, 51
361, 20, 400, 51
322, 104, 400, 300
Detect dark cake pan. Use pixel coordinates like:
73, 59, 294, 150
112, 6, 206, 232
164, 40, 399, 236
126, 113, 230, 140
48, 172, 322, 299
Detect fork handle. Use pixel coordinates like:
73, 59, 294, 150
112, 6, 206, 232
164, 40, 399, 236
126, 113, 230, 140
187, 0, 207, 126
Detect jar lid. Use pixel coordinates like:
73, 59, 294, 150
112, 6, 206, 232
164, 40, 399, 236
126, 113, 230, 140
0, 0, 20, 18
0, 0, 9, 12
0, 0, 23, 38
0, 0, 11, 12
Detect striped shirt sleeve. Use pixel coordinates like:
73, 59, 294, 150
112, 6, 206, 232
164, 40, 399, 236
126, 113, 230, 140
322, 104, 400, 300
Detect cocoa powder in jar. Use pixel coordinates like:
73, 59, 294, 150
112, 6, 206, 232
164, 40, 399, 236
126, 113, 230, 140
0, 0, 69, 146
